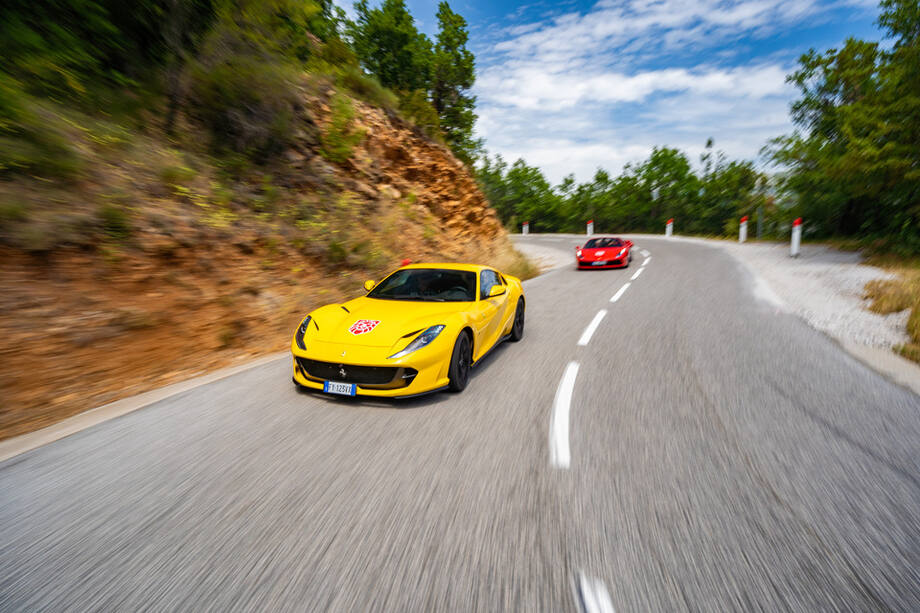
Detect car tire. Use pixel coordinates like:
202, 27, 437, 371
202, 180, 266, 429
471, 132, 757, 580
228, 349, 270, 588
510, 298, 525, 342
447, 331, 472, 393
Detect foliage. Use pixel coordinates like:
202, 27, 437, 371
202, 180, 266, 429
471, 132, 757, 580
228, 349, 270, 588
184, 3, 306, 161
98, 202, 132, 240
768, 0, 920, 251
348, 0, 432, 93
431, 2, 478, 164
320, 93, 365, 164
398, 90, 442, 140
0, 74, 82, 178
476, 143, 774, 236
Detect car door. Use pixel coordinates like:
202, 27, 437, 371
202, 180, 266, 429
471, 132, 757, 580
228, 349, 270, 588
474, 269, 509, 359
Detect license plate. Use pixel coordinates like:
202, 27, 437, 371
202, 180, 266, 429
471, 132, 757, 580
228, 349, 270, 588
592, 261, 607, 266
323, 381, 356, 396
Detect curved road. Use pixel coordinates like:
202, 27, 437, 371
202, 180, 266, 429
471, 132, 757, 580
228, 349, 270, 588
2, 236, 919, 611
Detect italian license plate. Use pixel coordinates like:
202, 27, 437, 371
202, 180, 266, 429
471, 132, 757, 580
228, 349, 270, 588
592, 261, 607, 266
323, 381, 356, 396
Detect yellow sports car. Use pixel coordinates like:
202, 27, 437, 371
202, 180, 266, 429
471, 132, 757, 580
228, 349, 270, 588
291, 263, 526, 397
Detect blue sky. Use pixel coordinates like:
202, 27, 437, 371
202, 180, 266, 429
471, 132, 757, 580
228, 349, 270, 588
339, 0, 884, 183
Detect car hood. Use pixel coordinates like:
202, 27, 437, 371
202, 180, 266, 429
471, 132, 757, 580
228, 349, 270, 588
581, 247, 624, 259
309, 296, 468, 348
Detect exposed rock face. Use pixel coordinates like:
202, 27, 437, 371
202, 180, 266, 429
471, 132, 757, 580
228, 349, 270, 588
347, 102, 504, 244
0, 87, 525, 440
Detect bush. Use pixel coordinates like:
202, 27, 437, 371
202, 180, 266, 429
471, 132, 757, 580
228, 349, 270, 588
159, 164, 197, 186
98, 202, 132, 240
319, 93, 365, 164
337, 66, 398, 110
0, 73, 82, 178
0, 201, 27, 230
398, 89, 442, 140
185, 27, 300, 161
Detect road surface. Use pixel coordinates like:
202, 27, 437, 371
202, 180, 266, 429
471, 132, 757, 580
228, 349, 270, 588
2, 235, 919, 611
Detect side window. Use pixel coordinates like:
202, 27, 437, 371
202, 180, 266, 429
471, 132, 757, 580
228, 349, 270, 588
479, 270, 499, 299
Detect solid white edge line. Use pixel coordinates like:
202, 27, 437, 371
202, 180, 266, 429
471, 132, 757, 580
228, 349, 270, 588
577, 573, 616, 613
610, 282, 631, 302
550, 361, 579, 469
577, 310, 607, 346
631, 267, 644, 280
644, 256, 651, 266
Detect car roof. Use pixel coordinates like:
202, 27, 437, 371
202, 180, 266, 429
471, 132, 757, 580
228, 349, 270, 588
399, 263, 493, 272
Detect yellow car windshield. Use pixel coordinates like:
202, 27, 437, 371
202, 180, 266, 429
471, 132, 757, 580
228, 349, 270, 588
368, 269, 476, 302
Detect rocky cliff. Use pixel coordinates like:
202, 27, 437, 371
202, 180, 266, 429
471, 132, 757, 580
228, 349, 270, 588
0, 84, 533, 439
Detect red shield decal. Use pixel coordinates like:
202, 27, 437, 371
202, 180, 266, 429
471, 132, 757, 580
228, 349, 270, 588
349, 319, 380, 335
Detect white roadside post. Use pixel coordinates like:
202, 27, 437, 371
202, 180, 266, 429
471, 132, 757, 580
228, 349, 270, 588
739, 215, 748, 243
790, 217, 802, 257
665, 218, 673, 237
522, 221, 529, 235
587, 219, 594, 235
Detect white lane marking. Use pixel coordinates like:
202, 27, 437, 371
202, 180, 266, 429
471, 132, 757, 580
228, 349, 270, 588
639, 249, 649, 257
643, 256, 651, 266
550, 361, 579, 469
577, 310, 607, 346
577, 573, 616, 613
630, 267, 644, 281
610, 282, 631, 302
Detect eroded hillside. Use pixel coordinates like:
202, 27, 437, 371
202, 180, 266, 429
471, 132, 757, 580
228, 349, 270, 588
0, 83, 532, 440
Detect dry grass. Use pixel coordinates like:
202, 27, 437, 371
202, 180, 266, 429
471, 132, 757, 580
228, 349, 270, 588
492, 243, 540, 281
863, 256, 920, 362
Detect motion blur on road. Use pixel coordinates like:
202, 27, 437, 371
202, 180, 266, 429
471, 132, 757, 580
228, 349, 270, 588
3, 236, 919, 611
4, 0, 920, 610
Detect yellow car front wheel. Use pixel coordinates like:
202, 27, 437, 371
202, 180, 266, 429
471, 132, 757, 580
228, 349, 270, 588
447, 332, 472, 393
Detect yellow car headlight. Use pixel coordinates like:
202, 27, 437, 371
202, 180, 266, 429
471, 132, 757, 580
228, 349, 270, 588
295, 316, 311, 350
388, 325, 445, 359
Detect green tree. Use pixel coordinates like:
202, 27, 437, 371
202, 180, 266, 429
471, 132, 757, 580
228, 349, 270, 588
431, 1, 478, 164
348, 0, 432, 93
769, 0, 920, 249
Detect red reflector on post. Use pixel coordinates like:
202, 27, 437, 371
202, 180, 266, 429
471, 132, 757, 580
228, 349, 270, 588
793, 217, 802, 227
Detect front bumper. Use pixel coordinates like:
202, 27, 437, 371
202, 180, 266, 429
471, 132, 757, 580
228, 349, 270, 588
291, 338, 451, 398
577, 258, 627, 269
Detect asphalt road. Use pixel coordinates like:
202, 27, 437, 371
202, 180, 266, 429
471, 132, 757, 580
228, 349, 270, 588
2, 235, 919, 611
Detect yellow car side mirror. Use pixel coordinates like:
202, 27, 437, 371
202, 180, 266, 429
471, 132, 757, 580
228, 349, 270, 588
364, 280, 376, 292
488, 284, 506, 298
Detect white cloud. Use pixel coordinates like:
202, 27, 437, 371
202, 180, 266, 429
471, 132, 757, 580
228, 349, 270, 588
470, 0, 844, 181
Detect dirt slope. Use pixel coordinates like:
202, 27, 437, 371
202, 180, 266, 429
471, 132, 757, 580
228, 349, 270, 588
0, 85, 531, 440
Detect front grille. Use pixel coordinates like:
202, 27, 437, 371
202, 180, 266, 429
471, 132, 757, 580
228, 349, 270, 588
296, 358, 417, 388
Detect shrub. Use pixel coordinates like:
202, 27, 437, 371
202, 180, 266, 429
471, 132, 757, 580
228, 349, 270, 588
0, 201, 27, 228
398, 90, 442, 140
98, 202, 131, 240
185, 28, 300, 161
337, 66, 398, 110
319, 94, 365, 164
0, 73, 82, 178
159, 164, 197, 186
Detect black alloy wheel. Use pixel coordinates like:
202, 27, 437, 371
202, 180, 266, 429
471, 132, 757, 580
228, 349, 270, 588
448, 332, 472, 392
510, 298, 525, 342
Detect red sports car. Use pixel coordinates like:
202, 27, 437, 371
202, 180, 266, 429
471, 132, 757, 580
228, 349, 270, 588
575, 236, 633, 269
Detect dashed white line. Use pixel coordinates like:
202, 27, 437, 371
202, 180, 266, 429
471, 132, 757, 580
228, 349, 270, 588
550, 361, 579, 469
630, 267, 644, 280
643, 256, 651, 266
577, 573, 616, 613
577, 310, 607, 346
639, 249, 649, 257
610, 282, 631, 302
